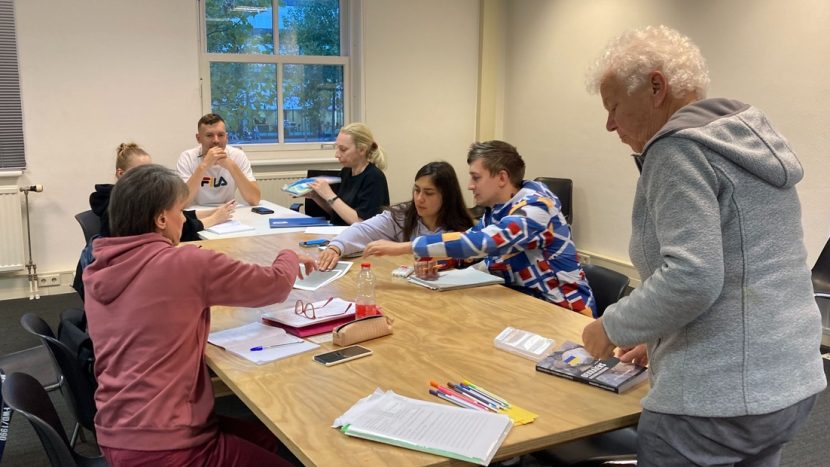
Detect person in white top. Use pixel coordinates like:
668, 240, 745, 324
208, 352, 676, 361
177, 113, 261, 206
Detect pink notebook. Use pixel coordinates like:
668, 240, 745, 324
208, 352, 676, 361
262, 315, 355, 337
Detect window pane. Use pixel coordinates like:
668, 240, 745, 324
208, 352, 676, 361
205, 0, 274, 54
279, 0, 340, 56
210, 63, 278, 144
283, 64, 344, 143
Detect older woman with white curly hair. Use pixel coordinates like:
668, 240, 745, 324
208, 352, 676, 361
581, 25, 826, 467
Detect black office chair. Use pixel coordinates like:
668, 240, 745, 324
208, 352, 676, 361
812, 236, 830, 295
74, 210, 101, 244
0, 345, 62, 391
536, 263, 637, 466
535, 177, 573, 225
21, 313, 98, 448
1, 372, 107, 467
293, 169, 342, 219
583, 264, 630, 317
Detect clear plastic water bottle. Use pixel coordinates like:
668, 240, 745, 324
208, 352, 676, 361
355, 262, 378, 318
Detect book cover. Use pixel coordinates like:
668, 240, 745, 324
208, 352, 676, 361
269, 217, 331, 228
535, 341, 648, 394
282, 176, 342, 197
266, 315, 356, 338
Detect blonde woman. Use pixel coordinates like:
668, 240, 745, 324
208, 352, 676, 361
305, 123, 390, 226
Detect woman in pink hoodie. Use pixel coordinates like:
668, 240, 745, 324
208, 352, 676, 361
83, 164, 315, 467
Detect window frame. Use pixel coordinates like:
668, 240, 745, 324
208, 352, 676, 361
196, 0, 356, 159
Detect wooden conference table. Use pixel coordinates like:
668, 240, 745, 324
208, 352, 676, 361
201, 233, 646, 466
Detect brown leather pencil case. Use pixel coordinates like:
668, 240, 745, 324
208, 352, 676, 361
332, 315, 394, 346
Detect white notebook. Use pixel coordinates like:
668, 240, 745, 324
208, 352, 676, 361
293, 261, 352, 291
208, 322, 318, 364
407, 268, 504, 291
260, 298, 355, 328
205, 220, 255, 235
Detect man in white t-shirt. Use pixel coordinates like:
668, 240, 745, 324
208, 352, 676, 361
177, 113, 261, 206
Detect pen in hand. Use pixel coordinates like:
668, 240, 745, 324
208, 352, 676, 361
250, 341, 303, 352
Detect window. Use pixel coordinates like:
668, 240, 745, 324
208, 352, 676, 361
199, 0, 350, 153
0, 0, 26, 170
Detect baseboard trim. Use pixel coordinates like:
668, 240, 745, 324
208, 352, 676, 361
0, 270, 76, 300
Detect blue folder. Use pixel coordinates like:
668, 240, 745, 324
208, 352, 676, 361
269, 217, 332, 228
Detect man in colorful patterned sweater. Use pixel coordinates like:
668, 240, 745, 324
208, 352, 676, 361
365, 140, 595, 316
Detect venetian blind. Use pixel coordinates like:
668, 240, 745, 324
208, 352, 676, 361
0, 0, 25, 170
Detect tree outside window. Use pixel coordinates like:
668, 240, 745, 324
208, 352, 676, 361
201, 0, 346, 146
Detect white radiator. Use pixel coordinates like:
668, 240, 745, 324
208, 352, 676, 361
256, 171, 306, 208
0, 186, 24, 272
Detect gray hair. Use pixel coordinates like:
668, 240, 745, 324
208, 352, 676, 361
109, 164, 188, 237
586, 25, 709, 99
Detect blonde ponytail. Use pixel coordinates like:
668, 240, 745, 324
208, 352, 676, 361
115, 142, 149, 172
339, 122, 387, 171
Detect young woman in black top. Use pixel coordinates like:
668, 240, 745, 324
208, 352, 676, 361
305, 122, 390, 226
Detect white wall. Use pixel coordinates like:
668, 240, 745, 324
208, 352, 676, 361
2, 0, 482, 298
503, 0, 830, 267
361, 0, 480, 206
4, 0, 201, 297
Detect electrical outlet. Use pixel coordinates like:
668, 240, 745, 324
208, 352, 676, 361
38, 274, 61, 287
580, 253, 591, 265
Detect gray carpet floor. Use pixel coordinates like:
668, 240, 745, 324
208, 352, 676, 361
1, 293, 827, 466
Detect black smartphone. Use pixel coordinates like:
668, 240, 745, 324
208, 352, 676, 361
251, 207, 275, 214
313, 345, 373, 366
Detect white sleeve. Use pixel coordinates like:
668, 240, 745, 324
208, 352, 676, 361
176, 150, 195, 181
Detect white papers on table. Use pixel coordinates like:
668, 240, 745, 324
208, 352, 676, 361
304, 225, 349, 235
333, 388, 512, 465
260, 298, 355, 328
208, 322, 318, 364
205, 220, 255, 235
294, 261, 352, 291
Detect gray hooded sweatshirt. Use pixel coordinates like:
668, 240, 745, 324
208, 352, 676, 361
603, 98, 826, 417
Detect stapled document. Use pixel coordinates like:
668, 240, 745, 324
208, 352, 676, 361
333, 388, 512, 465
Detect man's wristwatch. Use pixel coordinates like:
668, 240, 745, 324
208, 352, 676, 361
326, 195, 339, 205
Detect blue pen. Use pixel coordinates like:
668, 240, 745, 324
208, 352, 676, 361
250, 342, 302, 352
449, 383, 501, 411
460, 382, 509, 409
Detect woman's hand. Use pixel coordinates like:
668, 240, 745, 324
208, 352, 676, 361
616, 343, 648, 366
308, 179, 336, 201
363, 240, 412, 258
200, 200, 236, 227
295, 253, 317, 279
317, 246, 342, 271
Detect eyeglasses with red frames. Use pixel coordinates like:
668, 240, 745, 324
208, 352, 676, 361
294, 297, 351, 320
